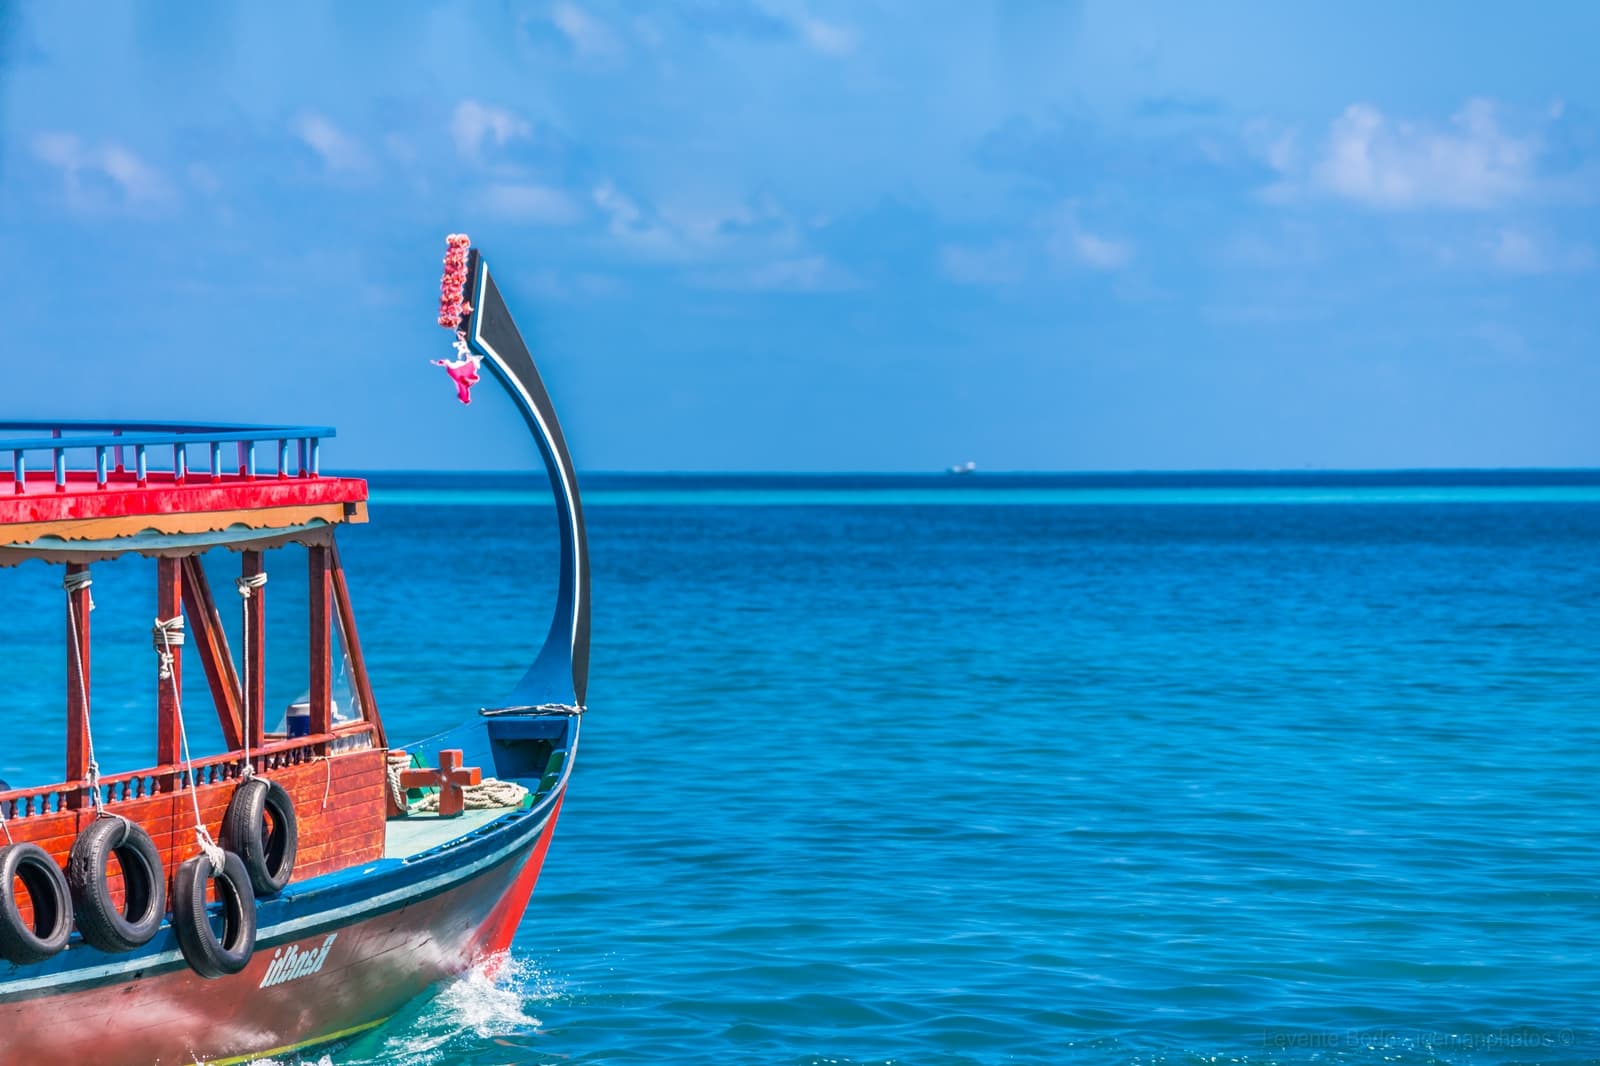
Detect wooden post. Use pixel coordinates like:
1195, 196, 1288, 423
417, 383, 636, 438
155, 556, 184, 788
329, 539, 385, 747
181, 556, 244, 751
242, 550, 266, 749
308, 543, 333, 738
64, 563, 91, 808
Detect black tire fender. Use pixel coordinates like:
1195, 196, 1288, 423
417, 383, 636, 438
222, 777, 298, 897
171, 850, 257, 979
67, 817, 167, 953
0, 843, 74, 965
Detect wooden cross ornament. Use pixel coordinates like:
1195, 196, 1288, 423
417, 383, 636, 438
397, 748, 482, 817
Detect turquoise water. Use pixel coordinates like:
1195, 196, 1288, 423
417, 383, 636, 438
373, 470, 1600, 509
3, 472, 1598, 1064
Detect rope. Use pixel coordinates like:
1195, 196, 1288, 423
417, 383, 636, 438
152, 615, 184, 680
0, 805, 12, 846
483, 702, 587, 717
155, 613, 225, 874
236, 571, 267, 780
412, 777, 528, 813
385, 752, 410, 811
64, 570, 106, 815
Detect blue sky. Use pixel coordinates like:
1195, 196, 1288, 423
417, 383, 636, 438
2, 1, 1598, 471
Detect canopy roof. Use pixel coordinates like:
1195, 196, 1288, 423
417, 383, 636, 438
0, 421, 366, 562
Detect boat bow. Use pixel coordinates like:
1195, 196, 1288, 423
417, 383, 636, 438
460, 249, 591, 711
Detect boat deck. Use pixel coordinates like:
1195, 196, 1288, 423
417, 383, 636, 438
384, 807, 512, 860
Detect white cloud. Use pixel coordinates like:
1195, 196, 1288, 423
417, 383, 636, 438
451, 101, 531, 160
940, 210, 1131, 284
482, 183, 583, 224
1222, 224, 1321, 269
1490, 228, 1546, 273
186, 163, 221, 197
798, 16, 855, 55
1271, 99, 1538, 210
1469, 321, 1532, 362
752, 1, 857, 55
526, 268, 622, 301
1264, 130, 1297, 174
747, 255, 831, 289
695, 255, 855, 292
1046, 210, 1132, 271
939, 243, 1025, 285
31, 133, 170, 212
99, 146, 165, 199
592, 181, 638, 225
1068, 229, 1133, 270
1486, 228, 1594, 274
551, 1, 621, 58
591, 182, 800, 261
590, 180, 847, 289
592, 181, 679, 254
291, 114, 369, 173
384, 133, 418, 164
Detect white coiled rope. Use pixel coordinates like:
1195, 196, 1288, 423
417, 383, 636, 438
385, 752, 410, 811
412, 778, 528, 813
152, 615, 185, 679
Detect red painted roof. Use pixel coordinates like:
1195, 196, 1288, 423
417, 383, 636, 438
0, 470, 368, 526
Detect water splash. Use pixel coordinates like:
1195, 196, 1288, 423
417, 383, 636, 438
434, 955, 548, 1037
323, 955, 557, 1066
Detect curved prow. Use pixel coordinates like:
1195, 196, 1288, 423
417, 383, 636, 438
460, 249, 590, 710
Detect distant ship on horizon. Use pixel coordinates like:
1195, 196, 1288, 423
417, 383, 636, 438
946, 461, 977, 475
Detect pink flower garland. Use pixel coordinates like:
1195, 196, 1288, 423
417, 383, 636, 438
432, 232, 483, 404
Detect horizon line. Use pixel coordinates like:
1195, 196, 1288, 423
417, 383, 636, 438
349, 465, 1600, 477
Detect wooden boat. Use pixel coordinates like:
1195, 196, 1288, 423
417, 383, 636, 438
0, 242, 588, 1064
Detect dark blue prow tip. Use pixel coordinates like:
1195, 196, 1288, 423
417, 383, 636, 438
459, 249, 591, 711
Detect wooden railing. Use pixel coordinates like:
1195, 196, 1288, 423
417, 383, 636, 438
0, 722, 380, 821
0, 420, 335, 494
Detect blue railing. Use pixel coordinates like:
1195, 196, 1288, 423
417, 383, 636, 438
0, 421, 336, 494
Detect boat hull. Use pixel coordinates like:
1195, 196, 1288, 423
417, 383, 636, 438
0, 794, 563, 1065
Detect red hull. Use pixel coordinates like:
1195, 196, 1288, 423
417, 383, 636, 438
0, 799, 561, 1065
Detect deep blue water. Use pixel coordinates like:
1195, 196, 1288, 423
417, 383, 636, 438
3, 473, 1599, 1064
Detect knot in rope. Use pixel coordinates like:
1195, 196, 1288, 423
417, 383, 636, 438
63, 570, 94, 605
84, 759, 105, 814
195, 826, 226, 875
96, 811, 131, 844
237, 572, 268, 598
152, 616, 185, 679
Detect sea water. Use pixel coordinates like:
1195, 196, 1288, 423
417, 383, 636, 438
1, 473, 1597, 1065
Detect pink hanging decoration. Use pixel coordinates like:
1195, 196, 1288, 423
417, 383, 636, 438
430, 354, 482, 405
438, 233, 472, 329
435, 233, 479, 403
